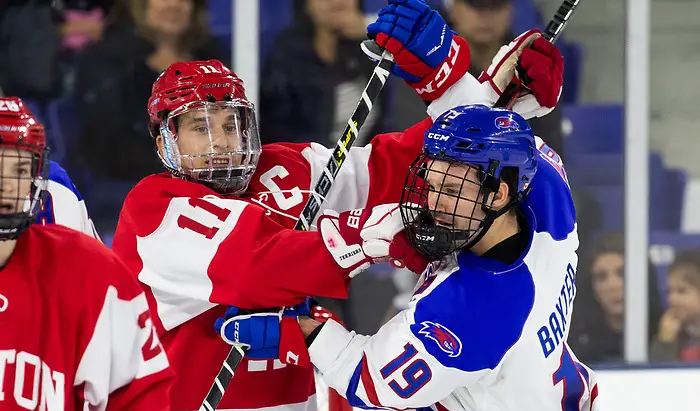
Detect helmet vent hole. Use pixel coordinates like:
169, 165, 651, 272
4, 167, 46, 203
438, 120, 452, 126
467, 127, 481, 132
454, 141, 484, 153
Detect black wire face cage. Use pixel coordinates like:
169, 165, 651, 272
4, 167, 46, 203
0, 146, 47, 241
400, 153, 505, 260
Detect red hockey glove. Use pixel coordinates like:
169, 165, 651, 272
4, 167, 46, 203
479, 29, 564, 118
318, 204, 429, 278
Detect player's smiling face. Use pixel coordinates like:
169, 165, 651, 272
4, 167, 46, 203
175, 106, 245, 165
424, 159, 487, 233
157, 104, 249, 171
0, 148, 34, 215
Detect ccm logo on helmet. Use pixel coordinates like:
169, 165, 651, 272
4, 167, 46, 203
495, 116, 519, 130
426, 132, 450, 141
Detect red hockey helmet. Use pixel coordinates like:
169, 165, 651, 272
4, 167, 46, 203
0, 97, 48, 240
147, 60, 261, 195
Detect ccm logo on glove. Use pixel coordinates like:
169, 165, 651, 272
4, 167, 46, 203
413, 38, 463, 97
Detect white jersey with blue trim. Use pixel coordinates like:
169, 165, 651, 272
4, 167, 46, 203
308, 137, 600, 411
35, 160, 99, 239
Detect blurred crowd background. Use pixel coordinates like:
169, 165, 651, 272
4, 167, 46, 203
3, 0, 700, 367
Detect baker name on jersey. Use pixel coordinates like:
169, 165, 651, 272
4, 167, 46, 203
0, 349, 64, 411
536, 263, 577, 358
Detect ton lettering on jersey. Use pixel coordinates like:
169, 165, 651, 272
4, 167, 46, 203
0, 349, 65, 411
536, 263, 576, 358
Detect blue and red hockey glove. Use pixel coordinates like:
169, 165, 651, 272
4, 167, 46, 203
214, 299, 351, 368
365, 0, 470, 102
215, 299, 313, 367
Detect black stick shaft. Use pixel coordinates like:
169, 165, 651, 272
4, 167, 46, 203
199, 51, 395, 411
294, 52, 395, 231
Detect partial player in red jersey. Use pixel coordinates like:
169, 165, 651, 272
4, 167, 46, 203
0, 98, 173, 410
110, 1, 564, 409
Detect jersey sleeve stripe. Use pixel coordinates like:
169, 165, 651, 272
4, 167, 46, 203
357, 355, 404, 411
359, 355, 382, 407
345, 360, 374, 409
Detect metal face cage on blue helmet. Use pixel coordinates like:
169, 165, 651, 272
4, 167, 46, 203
400, 105, 538, 260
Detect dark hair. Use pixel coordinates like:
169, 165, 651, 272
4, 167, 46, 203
292, 0, 365, 36
668, 249, 700, 289
499, 166, 519, 202
126, 0, 210, 51
573, 232, 663, 341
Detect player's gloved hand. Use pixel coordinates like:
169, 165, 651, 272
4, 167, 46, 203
310, 304, 345, 326
478, 29, 564, 119
364, 0, 470, 101
318, 204, 430, 278
215, 299, 312, 366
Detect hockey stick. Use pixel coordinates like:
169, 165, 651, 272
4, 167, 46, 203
199, 50, 395, 411
495, 0, 582, 108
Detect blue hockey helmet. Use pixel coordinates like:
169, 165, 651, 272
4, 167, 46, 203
400, 104, 538, 259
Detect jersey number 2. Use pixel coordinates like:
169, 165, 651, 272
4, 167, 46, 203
380, 343, 432, 398
177, 198, 231, 239
553, 345, 588, 411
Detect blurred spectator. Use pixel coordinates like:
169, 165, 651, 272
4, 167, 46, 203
0, 1, 117, 101
259, 0, 391, 146
568, 232, 663, 364
75, 0, 226, 232
449, 0, 565, 158
57, 1, 116, 53
0, 1, 63, 100
650, 250, 700, 362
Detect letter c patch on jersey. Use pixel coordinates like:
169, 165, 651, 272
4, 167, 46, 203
417, 321, 462, 358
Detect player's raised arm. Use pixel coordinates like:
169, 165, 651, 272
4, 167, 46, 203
296, 0, 472, 213
299, 0, 564, 213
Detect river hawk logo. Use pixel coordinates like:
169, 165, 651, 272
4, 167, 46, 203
495, 116, 519, 130
418, 321, 462, 357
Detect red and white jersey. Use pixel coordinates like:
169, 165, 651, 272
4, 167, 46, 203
111, 118, 432, 411
0, 224, 172, 411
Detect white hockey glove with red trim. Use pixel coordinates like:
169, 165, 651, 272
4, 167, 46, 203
478, 29, 564, 119
318, 204, 429, 278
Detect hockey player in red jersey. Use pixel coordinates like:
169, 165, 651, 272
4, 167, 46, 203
111, 1, 564, 409
0, 98, 173, 410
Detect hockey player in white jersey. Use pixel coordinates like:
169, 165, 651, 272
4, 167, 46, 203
36, 160, 99, 238
216, 104, 599, 411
